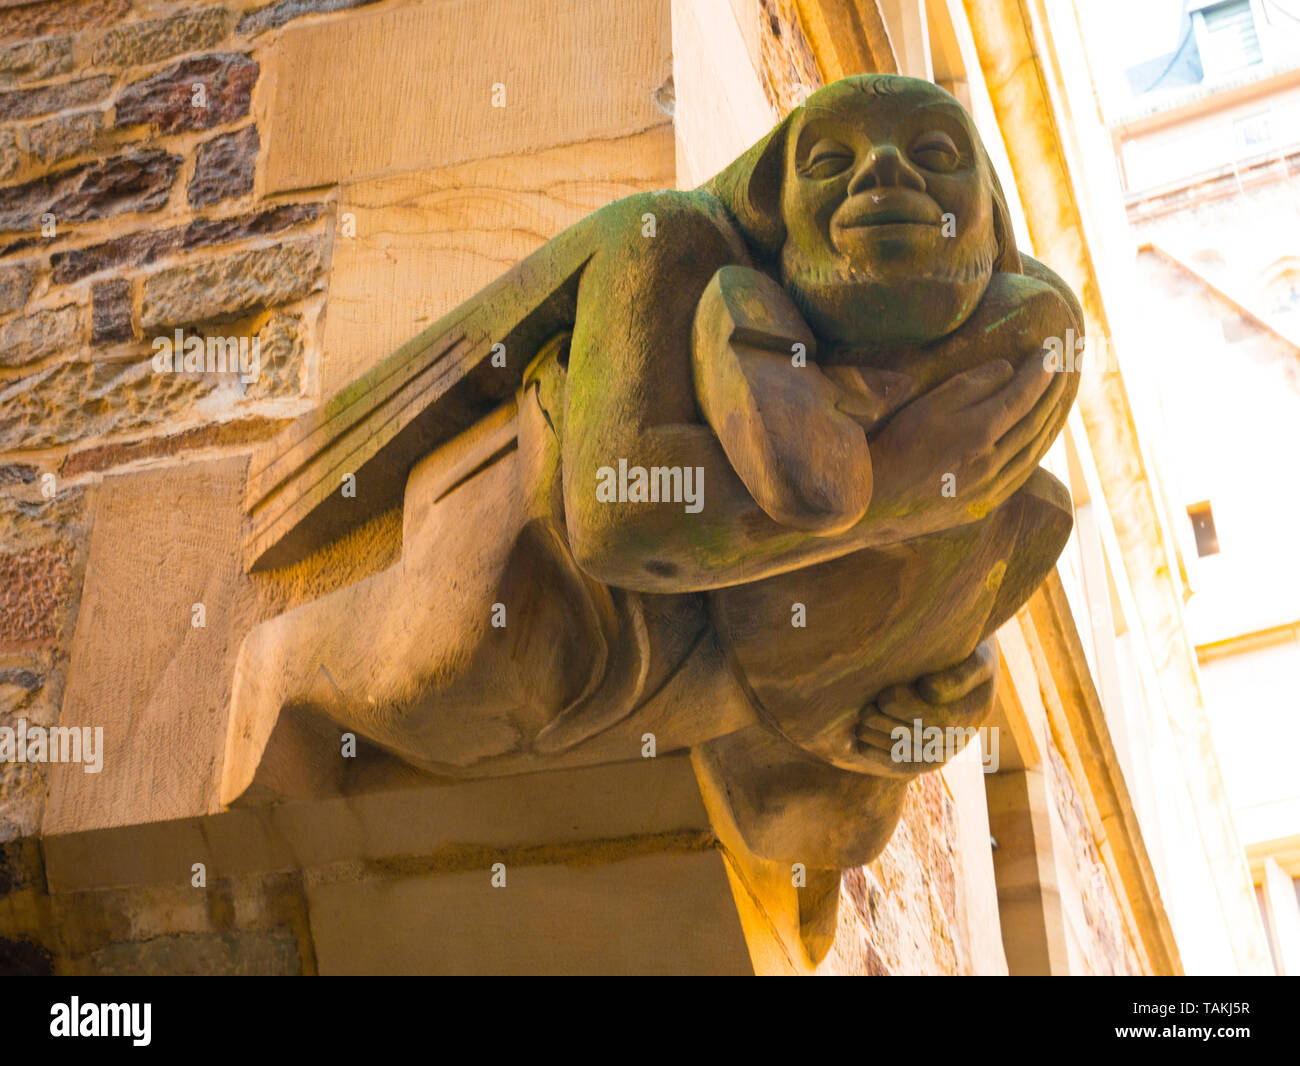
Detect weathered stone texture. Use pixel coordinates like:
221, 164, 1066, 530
90, 278, 132, 344
0, 36, 73, 86
0, 304, 79, 368
0, 311, 306, 449
0, 74, 110, 122
0, 356, 224, 450
51, 227, 182, 284
184, 202, 321, 247
90, 927, 302, 975
24, 109, 101, 166
0, 857, 316, 974
114, 53, 258, 134
188, 124, 258, 207
0, 262, 34, 314
0, 464, 38, 487
0, 666, 43, 693
1045, 741, 1141, 975
823, 773, 969, 975
90, 9, 234, 68
238, 0, 384, 36
757, 0, 822, 114
0, 836, 44, 896
247, 311, 306, 397
0, 129, 17, 180
140, 238, 323, 329
0, 938, 53, 975
50, 203, 322, 283
0, 544, 72, 648
0, 0, 131, 45
0, 666, 57, 838
0, 150, 180, 232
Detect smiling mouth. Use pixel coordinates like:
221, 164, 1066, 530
836, 190, 943, 230
840, 211, 938, 229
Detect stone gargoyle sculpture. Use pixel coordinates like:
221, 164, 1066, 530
224, 74, 1081, 943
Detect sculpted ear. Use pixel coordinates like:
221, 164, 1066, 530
702, 118, 791, 265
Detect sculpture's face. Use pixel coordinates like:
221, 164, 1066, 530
779, 80, 999, 348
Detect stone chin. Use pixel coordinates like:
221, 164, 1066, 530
781, 239, 994, 349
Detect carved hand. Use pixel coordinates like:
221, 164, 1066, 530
859, 279, 1075, 540
849, 638, 997, 778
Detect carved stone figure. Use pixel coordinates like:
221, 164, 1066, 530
224, 76, 1081, 917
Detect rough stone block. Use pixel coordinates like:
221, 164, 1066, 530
90, 278, 132, 345
0, 129, 16, 180
0, 544, 72, 650
188, 124, 257, 207
183, 202, 320, 247
247, 311, 305, 398
23, 109, 101, 166
89, 927, 300, 976
0, 0, 131, 45
0, 36, 73, 86
114, 53, 257, 134
90, 8, 234, 68
239, 0, 383, 37
0, 262, 34, 314
140, 237, 322, 329
61, 417, 291, 478
0, 149, 180, 232
0, 356, 225, 451
0, 464, 38, 487
50, 202, 321, 283
0, 304, 80, 368
0, 75, 110, 122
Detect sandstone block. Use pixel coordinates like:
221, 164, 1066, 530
260, 0, 672, 192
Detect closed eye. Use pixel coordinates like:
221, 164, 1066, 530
801, 139, 854, 179
908, 130, 961, 172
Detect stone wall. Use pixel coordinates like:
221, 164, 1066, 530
824, 773, 972, 975
0, 0, 353, 842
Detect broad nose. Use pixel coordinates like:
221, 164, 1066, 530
848, 144, 926, 194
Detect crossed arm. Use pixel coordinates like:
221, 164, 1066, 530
562, 193, 1080, 594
